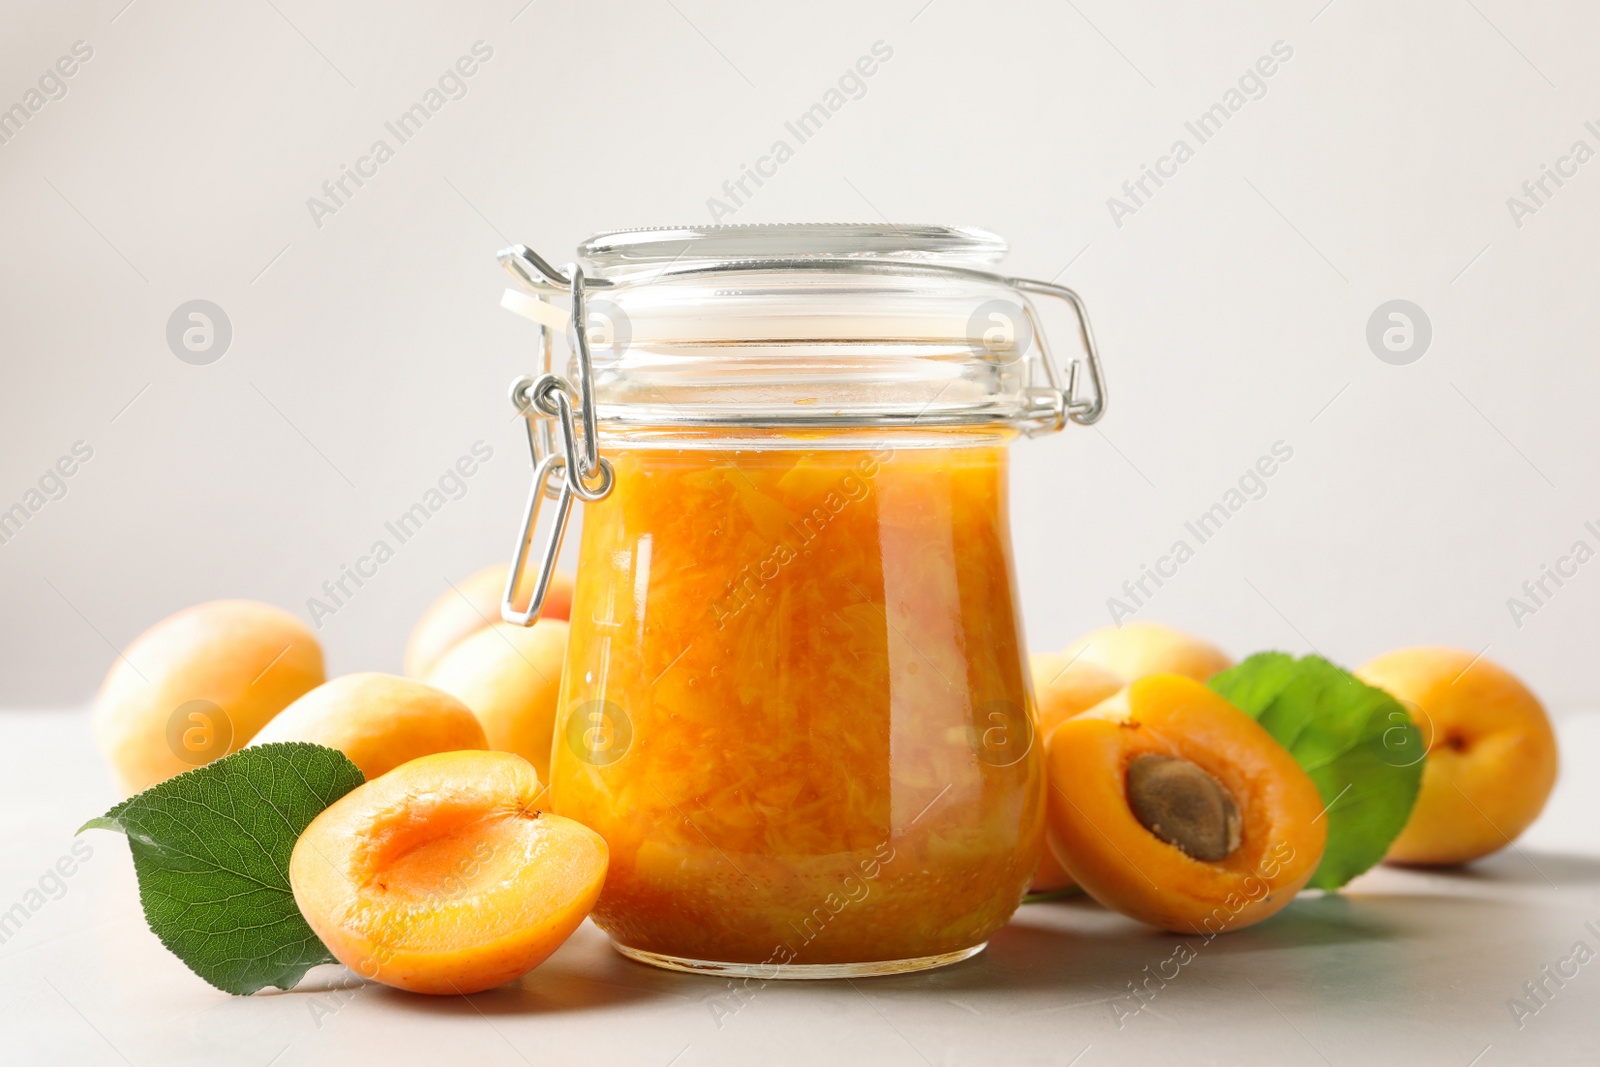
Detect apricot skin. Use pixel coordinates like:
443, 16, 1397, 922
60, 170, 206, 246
1061, 622, 1232, 685
1047, 675, 1325, 934
424, 620, 569, 783
1029, 653, 1125, 739
404, 565, 574, 679
1027, 653, 1121, 893
1356, 647, 1558, 867
247, 673, 487, 780
92, 600, 324, 795
1030, 842, 1077, 894
290, 750, 606, 995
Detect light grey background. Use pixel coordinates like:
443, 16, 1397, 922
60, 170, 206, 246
2, 0, 1596, 712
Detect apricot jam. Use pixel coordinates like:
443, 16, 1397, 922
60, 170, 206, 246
549, 439, 1044, 972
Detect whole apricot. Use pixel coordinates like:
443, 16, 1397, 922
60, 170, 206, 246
404, 565, 574, 679
92, 600, 324, 795
1356, 647, 1558, 867
1047, 675, 1325, 934
424, 620, 568, 782
248, 673, 487, 780
1061, 622, 1232, 685
1030, 842, 1077, 895
1027, 653, 1120, 895
290, 750, 606, 994
1029, 652, 1124, 739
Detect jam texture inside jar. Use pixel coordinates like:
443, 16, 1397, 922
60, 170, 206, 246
554, 437, 1041, 971
494, 224, 1107, 977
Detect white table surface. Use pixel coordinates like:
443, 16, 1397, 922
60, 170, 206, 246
3, 708, 1598, 1067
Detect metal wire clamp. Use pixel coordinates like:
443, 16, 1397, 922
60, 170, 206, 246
498, 249, 614, 626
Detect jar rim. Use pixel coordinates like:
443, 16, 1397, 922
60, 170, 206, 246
577, 223, 1008, 277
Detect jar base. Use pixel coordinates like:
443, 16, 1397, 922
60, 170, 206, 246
609, 941, 987, 979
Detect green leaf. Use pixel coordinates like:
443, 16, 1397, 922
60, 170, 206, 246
1209, 652, 1423, 891
81, 742, 364, 995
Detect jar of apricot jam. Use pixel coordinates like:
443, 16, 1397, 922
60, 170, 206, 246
493, 225, 1106, 978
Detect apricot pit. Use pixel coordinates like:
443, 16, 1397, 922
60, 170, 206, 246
1125, 754, 1242, 863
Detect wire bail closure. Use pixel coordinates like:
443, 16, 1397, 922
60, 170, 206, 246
1011, 277, 1106, 431
499, 248, 614, 626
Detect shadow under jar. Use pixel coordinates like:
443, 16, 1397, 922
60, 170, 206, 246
494, 224, 1107, 979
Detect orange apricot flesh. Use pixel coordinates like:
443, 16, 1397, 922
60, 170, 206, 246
1356, 647, 1558, 866
1047, 675, 1325, 934
404, 565, 575, 679
290, 750, 606, 994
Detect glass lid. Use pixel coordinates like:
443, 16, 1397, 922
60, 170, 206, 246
576, 224, 1009, 279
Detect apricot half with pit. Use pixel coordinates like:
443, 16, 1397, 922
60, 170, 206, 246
1356, 647, 1558, 867
1047, 674, 1325, 934
290, 750, 607, 994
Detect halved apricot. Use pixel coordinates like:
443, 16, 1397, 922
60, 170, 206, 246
290, 750, 606, 994
1046, 674, 1325, 934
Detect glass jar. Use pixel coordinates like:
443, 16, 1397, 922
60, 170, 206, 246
493, 225, 1106, 978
